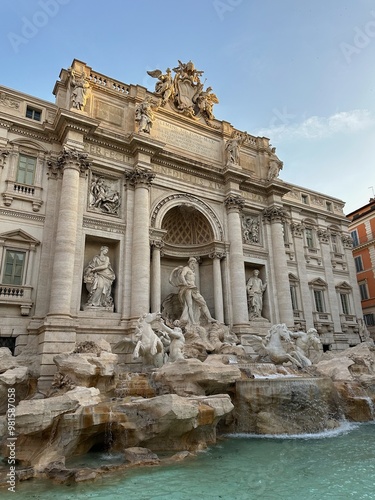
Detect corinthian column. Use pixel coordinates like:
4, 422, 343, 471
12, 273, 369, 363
209, 252, 225, 323
263, 205, 294, 326
48, 148, 90, 316
151, 239, 164, 313
224, 194, 248, 326
125, 168, 155, 317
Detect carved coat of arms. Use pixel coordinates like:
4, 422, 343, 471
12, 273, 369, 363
147, 60, 219, 125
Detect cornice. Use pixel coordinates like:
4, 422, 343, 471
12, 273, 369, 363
152, 154, 223, 184
51, 108, 100, 143
128, 132, 165, 157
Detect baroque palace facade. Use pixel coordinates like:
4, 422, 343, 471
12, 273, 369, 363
0, 59, 364, 386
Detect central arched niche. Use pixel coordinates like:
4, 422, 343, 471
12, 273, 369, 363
161, 205, 214, 245
159, 204, 216, 320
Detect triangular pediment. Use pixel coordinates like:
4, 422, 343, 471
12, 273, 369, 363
289, 273, 299, 282
335, 281, 352, 291
0, 229, 40, 245
308, 277, 327, 287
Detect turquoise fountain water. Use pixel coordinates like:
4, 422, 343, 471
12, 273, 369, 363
2, 421, 374, 500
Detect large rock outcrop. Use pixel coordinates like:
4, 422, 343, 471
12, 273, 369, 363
153, 356, 241, 396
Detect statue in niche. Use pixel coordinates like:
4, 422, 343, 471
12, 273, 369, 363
89, 176, 120, 215
147, 68, 174, 105
70, 70, 89, 110
242, 215, 260, 244
225, 134, 246, 165
169, 257, 216, 327
267, 146, 283, 181
246, 270, 267, 320
135, 97, 158, 134
83, 246, 115, 309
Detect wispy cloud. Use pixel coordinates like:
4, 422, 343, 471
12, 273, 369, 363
257, 109, 375, 141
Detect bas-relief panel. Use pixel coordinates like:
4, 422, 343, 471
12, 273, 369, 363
93, 99, 124, 127
154, 119, 222, 162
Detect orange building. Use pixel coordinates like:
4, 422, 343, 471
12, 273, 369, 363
347, 198, 375, 338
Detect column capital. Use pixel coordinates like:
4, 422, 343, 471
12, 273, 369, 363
290, 221, 304, 238
317, 228, 330, 244
125, 167, 155, 188
342, 234, 353, 249
209, 251, 226, 260
54, 147, 91, 177
224, 194, 245, 212
262, 205, 288, 224
151, 239, 165, 256
0, 148, 10, 168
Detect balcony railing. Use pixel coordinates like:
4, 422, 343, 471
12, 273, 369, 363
0, 285, 33, 315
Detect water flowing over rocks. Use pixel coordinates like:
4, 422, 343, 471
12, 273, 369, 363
1, 337, 375, 488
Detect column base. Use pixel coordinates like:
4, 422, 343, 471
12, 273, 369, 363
37, 317, 78, 391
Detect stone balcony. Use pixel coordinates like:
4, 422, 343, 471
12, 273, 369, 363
0, 284, 33, 315
2, 180, 43, 212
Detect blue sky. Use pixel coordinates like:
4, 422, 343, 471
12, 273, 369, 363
2, 0, 375, 214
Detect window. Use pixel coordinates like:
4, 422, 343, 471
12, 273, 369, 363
305, 227, 314, 248
2, 250, 26, 285
326, 202, 332, 212
354, 256, 364, 273
340, 293, 350, 315
26, 106, 41, 121
331, 234, 338, 253
364, 313, 375, 326
290, 285, 299, 311
16, 154, 36, 185
301, 194, 309, 204
282, 221, 289, 244
359, 282, 369, 301
351, 230, 359, 247
314, 289, 325, 312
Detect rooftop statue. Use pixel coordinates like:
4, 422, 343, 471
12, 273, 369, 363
267, 146, 283, 181
135, 96, 159, 134
147, 60, 219, 123
225, 133, 247, 165
69, 69, 89, 111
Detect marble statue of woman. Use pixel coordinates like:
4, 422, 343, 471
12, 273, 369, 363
84, 246, 115, 308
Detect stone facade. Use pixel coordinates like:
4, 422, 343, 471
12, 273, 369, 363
0, 59, 363, 387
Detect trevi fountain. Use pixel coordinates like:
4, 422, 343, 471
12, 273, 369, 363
1, 254, 375, 499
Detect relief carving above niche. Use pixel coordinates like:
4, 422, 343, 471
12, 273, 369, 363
242, 214, 261, 245
88, 173, 121, 216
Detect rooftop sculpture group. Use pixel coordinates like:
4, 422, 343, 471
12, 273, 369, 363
147, 60, 219, 123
